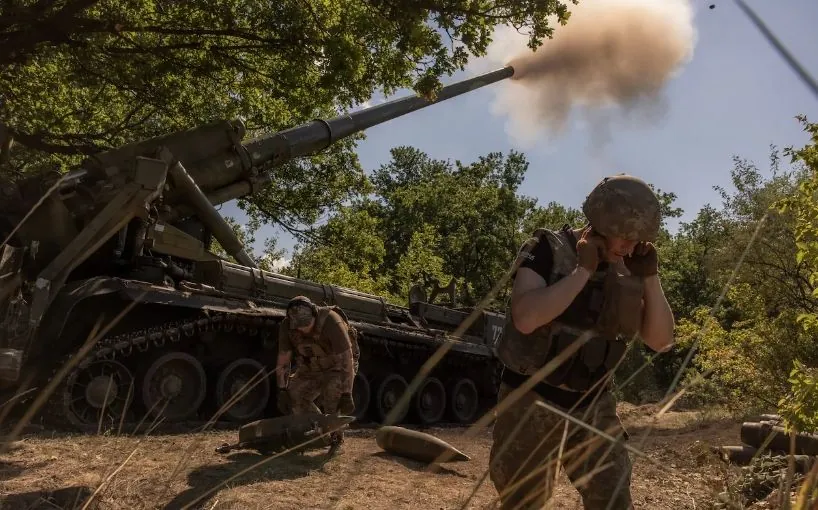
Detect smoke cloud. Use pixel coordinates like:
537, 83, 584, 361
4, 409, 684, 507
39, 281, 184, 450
471, 0, 697, 149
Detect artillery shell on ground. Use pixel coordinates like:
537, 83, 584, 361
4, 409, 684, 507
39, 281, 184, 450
740, 422, 818, 456
215, 413, 355, 455
375, 425, 470, 464
712, 445, 759, 465
712, 445, 817, 473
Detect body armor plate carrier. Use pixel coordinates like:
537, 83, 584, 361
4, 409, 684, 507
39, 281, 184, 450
291, 306, 360, 374
495, 226, 644, 394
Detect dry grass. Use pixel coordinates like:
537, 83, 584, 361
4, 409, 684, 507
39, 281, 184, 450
1, 404, 743, 510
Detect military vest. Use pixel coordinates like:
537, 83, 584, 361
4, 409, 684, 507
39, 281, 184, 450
495, 225, 645, 392
291, 306, 360, 374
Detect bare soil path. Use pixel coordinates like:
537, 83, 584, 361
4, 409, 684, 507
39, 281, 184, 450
1, 404, 742, 510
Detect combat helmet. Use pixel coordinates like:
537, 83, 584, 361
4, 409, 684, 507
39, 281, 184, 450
581, 174, 661, 242
286, 295, 317, 329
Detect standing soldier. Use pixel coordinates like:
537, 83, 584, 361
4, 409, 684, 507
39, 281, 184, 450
275, 296, 357, 450
489, 174, 676, 509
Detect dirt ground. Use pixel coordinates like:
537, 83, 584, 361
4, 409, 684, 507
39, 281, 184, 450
0, 403, 747, 510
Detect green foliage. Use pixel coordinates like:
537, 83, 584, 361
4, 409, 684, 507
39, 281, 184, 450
612, 343, 664, 404
674, 285, 801, 410
392, 225, 452, 301
521, 200, 585, 233
0, 0, 577, 239
778, 360, 818, 433
666, 116, 818, 416
0, 0, 573, 165
773, 115, 818, 429
284, 147, 544, 308
657, 204, 725, 319
778, 116, 818, 306
209, 215, 286, 270
282, 206, 393, 298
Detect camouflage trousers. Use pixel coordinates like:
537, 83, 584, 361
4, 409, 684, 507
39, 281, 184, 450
287, 368, 346, 445
489, 382, 633, 510
287, 368, 345, 415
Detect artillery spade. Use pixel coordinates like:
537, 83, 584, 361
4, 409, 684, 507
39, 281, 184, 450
375, 425, 470, 464
216, 413, 355, 456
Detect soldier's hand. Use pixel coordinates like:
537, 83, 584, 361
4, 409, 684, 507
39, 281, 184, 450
277, 388, 291, 414
625, 242, 658, 277
576, 229, 606, 273
338, 392, 355, 415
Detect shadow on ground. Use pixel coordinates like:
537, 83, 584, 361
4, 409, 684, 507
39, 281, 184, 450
162, 451, 330, 509
369, 451, 470, 478
0, 485, 94, 509
0, 459, 24, 480
0, 454, 50, 482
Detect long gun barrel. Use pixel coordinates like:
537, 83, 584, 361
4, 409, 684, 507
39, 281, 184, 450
10, 65, 513, 287
246, 66, 514, 166
70, 66, 514, 218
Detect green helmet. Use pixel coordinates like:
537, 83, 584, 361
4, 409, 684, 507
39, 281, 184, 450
581, 174, 661, 242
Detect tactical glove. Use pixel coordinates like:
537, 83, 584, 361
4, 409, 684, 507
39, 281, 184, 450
338, 392, 355, 415
576, 230, 606, 273
625, 242, 658, 277
277, 388, 291, 414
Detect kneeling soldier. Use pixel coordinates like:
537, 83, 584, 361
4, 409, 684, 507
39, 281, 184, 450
275, 296, 356, 450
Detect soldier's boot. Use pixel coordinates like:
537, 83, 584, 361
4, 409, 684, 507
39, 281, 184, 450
327, 430, 345, 457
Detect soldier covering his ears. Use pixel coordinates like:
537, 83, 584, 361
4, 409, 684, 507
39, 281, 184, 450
489, 174, 676, 509
275, 296, 357, 447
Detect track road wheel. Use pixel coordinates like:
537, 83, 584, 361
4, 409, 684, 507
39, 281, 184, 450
372, 373, 409, 424
413, 376, 446, 425
63, 360, 135, 431
141, 351, 207, 422
447, 377, 479, 424
351, 371, 371, 422
215, 358, 270, 422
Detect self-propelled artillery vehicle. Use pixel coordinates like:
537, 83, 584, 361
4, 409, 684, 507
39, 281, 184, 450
0, 67, 514, 432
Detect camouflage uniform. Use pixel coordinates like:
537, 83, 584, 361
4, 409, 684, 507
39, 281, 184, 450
277, 297, 356, 444
287, 369, 346, 415
489, 383, 632, 509
490, 174, 661, 510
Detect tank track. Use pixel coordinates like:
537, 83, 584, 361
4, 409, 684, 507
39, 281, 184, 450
31, 308, 497, 433
40, 310, 276, 432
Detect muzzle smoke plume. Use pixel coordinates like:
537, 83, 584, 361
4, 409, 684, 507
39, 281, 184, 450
474, 0, 697, 148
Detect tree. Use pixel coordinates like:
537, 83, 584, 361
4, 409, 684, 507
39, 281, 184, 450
658, 204, 726, 320
521, 201, 584, 234
282, 204, 394, 297
369, 146, 537, 306
283, 147, 540, 307
0, 0, 577, 237
711, 151, 815, 318
772, 115, 818, 430
671, 123, 818, 412
209, 214, 286, 270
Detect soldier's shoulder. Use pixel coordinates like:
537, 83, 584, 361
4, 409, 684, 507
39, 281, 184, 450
312, 306, 341, 326
317, 305, 339, 318
524, 227, 571, 251
543, 227, 574, 249
527, 225, 572, 240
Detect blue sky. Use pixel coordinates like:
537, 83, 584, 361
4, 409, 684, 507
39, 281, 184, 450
221, 0, 818, 264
